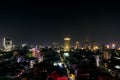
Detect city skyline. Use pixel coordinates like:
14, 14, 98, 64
0, 1, 120, 45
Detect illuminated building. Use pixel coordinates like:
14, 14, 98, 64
105, 44, 110, 49
84, 39, 89, 50
31, 48, 40, 58
22, 43, 27, 48
103, 50, 111, 68
103, 50, 109, 60
17, 57, 22, 63
3, 38, 12, 52
112, 55, 120, 70
30, 60, 35, 68
94, 55, 100, 67
112, 43, 116, 49
90, 41, 98, 50
75, 41, 80, 49
64, 37, 71, 51
30, 48, 43, 63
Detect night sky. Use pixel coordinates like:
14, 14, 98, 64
0, 1, 120, 46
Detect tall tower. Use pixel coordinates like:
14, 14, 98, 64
103, 50, 109, 60
91, 40, 97, 50
84, 39, 89, 50
75, 41, 80, 49
3, 38, 12, 52
64, 37, 71, 51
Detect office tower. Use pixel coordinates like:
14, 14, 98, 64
64, 37, 71, 51
75, 41, 80, 49
91, 41, 96, 48
84, 39, 89, 50
103, 50, 109, 60
3, 38, 12, 52
103, 50, 111, 69
91, 40, 98, 50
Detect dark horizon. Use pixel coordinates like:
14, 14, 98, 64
0, 1, 120, 45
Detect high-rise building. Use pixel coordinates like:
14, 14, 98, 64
91, 41, 96, 48
3, 38, 13, 52
64, 37, 71, 51
84, 39, 89, 50
103, 50, 109, 60
103, 50, 112, 69
90, 40, 98, 50
75, 41, 80, 49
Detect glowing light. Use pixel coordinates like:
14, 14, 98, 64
112, 43, 116, 49
93, 46, 99, 50
57, 50, 60, 53
64, 53, 69, 57
37, 50, 40, 53
17, 57, 22, 63
115, 65, 120, 69
53, 62, 63, 68
53, 63, 57, 66
30, 60, 35, 68
32, 48, 36, 51
66, 46, 69, 49
94, 46, 98, 49
64, 37, 71, 51
95, 55, 100, 67
106, 45, 110, 49
118, 48, 120, 50
57, 76, 68, 80
64, 38, 70, 40
69, 74, 75, 80
58, 63, 63, 68
114, 57, 120, 59
81, 47, 84, 50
